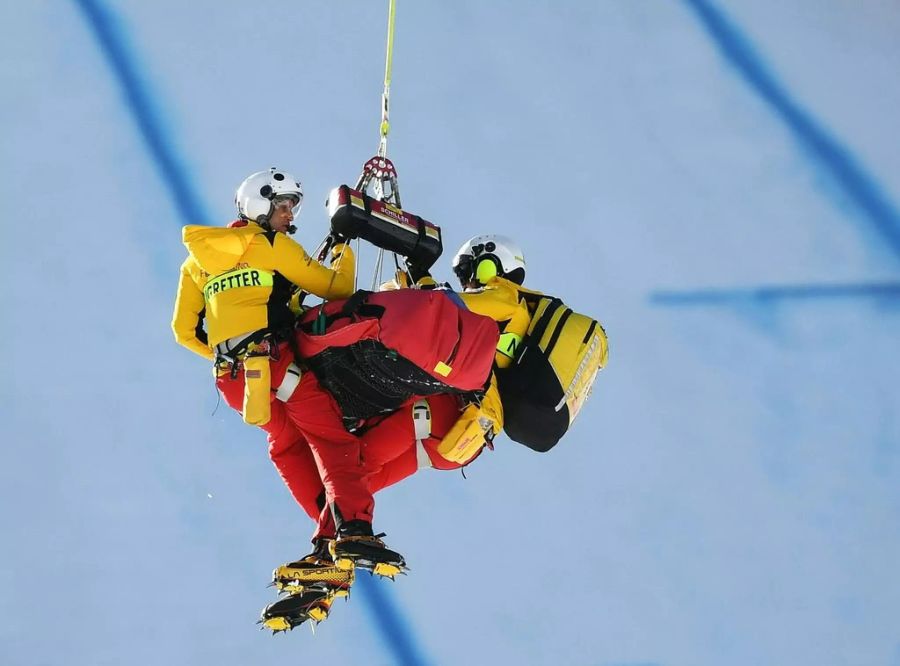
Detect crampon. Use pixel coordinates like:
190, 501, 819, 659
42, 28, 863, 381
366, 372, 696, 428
330, 533, 408, 579
259, 588, 339, 634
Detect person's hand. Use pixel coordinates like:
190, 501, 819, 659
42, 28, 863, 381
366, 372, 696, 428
405, 258, 432, 284
329, 215, 359, 240
327, 234, 352, 265
328, 231, 349, 246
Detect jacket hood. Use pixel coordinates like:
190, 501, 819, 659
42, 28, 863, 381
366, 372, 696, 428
182, 222, 265, 275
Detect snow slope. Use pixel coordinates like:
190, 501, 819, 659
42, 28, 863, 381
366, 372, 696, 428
2, 1, 897, 664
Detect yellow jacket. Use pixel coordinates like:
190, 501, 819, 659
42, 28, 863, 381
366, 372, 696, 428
172, 223, 355, 360
437, 276, 544, 453
458, 277, 541, 369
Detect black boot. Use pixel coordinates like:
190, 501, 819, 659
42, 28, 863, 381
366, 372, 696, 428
259, 588, 336, 633
272, 538, 354, 594
330, 520, 408, 578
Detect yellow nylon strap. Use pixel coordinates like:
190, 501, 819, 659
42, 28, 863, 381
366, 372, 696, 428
383, 0, 396, 95
378, 0, 397, 155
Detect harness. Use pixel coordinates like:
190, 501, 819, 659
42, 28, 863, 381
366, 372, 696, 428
214, 327, 304, 402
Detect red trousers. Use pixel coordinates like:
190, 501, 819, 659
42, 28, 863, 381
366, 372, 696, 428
264, 391, 463, 538
216, 345, 464, 539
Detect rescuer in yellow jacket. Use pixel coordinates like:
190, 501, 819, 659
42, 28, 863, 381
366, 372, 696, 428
447, 234, 608, 454
172, 167, 355, 361
172, 167, 356, 426
396, 234, 539, 463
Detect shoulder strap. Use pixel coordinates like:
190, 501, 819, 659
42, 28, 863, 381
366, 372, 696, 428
341, 289, 385, 319
526, 297, 566, 349
513, 283, 552, 305
341, 290, 373, 317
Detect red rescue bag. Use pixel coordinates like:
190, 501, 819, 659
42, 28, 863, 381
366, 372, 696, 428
296, 289, 499, 421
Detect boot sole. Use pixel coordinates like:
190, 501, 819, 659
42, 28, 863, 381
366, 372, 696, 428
260, 592, 333, 632
334, 556, 406, 578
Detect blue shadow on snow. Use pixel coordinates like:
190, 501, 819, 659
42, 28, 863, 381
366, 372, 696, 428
682, 0, 900, 263
71, 1, 431, 663
650, 281, 900, 306
72, 0, 213, 228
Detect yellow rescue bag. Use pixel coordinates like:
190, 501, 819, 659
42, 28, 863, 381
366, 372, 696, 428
437, 379, 503, 464
496, 295, 607, 452
242, 353, 272, 426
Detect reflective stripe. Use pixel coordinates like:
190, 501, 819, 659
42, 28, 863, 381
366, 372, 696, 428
275, 363, 302, 402
204, 268, 274, 301
497, 332, 522, 359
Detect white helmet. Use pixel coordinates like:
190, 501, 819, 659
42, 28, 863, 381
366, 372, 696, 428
234, 167, 303, 227
451, 234, 526, 287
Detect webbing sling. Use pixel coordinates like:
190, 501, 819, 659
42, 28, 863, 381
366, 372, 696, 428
306, 290, 386, 335
518, 297, 566, 363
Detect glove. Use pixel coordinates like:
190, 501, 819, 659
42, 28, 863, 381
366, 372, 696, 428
329, 242, 351, 266
405, 259, 432, 284
329, 216, 359, 240
378, 270, 410, 291
324, 232, 348, 263
327, 231, 349, 246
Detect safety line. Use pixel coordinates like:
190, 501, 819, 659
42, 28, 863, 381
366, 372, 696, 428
682, 0, 900, 263
378, 0, 397, 157
383, 0, 396, 91
71, 0, 431, 662
649, 281, 900, 306
72, 0, 213, 229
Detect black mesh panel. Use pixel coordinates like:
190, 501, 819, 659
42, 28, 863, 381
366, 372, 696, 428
306, 340, 461, 421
